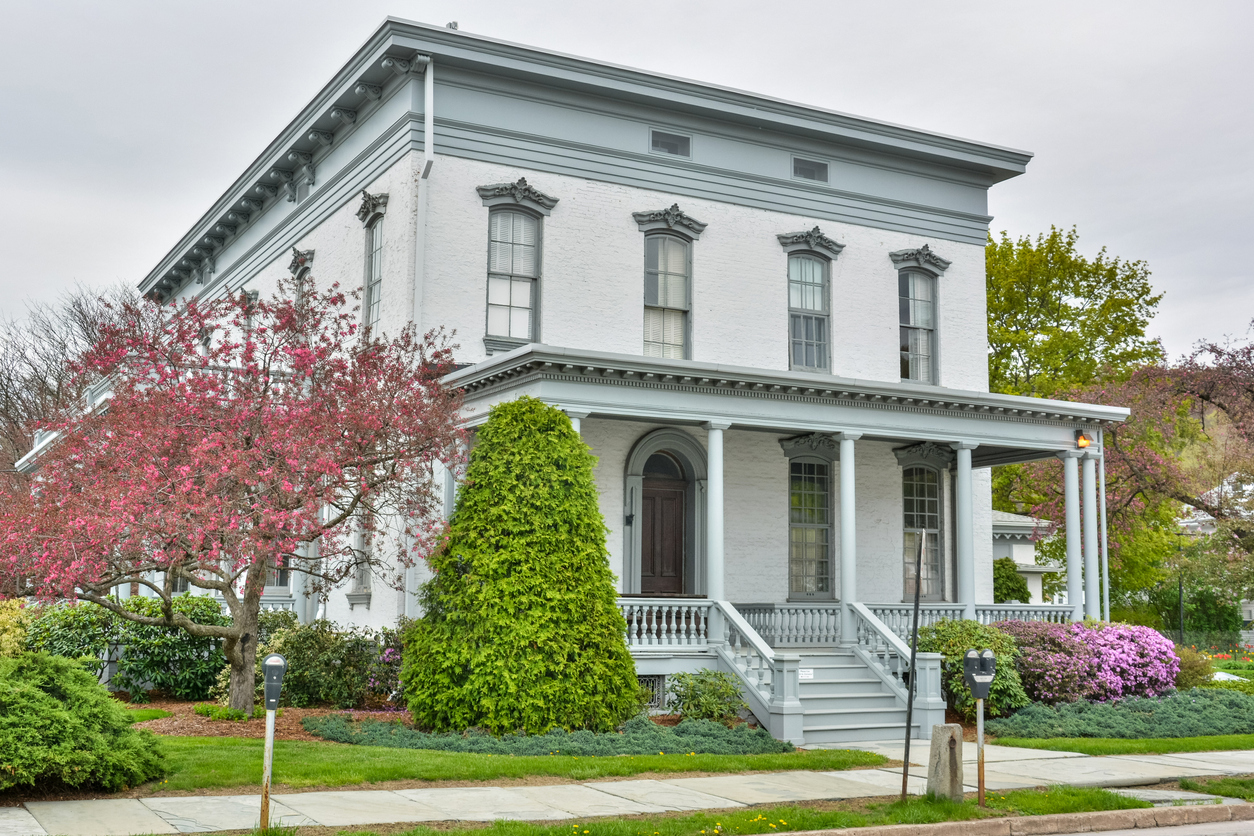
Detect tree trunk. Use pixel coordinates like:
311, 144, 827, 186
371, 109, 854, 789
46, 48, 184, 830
227, 605, 260, 713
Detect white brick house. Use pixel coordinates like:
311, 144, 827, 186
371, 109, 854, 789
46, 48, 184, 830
130, 19, 1127, 743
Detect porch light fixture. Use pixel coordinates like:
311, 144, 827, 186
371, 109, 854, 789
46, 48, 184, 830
1075, 430, 1092, 449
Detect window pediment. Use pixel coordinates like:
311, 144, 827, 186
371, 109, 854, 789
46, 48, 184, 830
633, 204, 707, 239
288, 247, 314, 276
780, 432, 839, 462
893, 441, 955, 469
889, 243, 951, 275
777, 226, 844, 260
357, 190, 389, 226
477, 177, 559, 216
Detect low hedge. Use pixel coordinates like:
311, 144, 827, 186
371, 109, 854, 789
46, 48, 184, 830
0, 652, 165, 791
987, 688, 1254, 739
303, 713, 793, 755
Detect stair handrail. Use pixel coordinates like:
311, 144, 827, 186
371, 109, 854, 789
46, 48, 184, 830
848, 601, 912, 699
711, 600, 803, 745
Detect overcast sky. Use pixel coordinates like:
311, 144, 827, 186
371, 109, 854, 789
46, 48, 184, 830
1, 1, 1249, 359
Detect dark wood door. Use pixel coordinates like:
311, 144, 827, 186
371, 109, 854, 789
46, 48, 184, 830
641, 478, 686, 594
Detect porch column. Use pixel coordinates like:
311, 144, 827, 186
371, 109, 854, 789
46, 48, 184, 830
953, 442, 978, 620
1059, 451, 1083, 621
839, 432, 861, 639
705, 421, 731, 601
565, 409, 589, 434
1082, 453, 1100, 620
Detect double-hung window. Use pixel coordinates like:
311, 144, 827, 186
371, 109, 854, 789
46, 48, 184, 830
899, 270, 936, 383
487, 210, 539, 341
902, 466, 942, 600
364, 218, 384, 330
644, 234, 689, 359
789, 460, 832, 598
788, 254, 829, 371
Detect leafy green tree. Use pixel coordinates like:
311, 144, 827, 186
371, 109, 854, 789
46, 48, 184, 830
992, 557, 1032, 604
987, 226, 1164, 398
401, 396, 639, 734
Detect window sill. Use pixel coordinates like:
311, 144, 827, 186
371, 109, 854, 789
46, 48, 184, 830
346, 591, 372, 609
483, 336, 529, 355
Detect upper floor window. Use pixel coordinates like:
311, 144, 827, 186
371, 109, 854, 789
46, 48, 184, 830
788, 254, 829, 371
644, 234, 690, 359
899, 270, 935, 383
792, 157, 829, 183
487, 210, 540, 341
266, 558, 289, 590
789, 459, 832, 598
650, 129, 691, 158
902, 465, 942, 601
357, 190, 389, 332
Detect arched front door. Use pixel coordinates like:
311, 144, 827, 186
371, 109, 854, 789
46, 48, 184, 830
641, 452, 686, 594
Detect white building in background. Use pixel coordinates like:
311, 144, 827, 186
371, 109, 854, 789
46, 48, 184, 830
992, 511, 1062, 606
129, 19, 1127, 743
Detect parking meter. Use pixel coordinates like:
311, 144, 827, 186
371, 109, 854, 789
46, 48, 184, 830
964, 649, 996, 807
263, 653, 287, 710
963, 648, 996, 700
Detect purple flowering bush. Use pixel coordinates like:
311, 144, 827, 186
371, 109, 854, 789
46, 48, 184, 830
996, 620, 1179, 704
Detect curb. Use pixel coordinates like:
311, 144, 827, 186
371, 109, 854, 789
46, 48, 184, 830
794, 802, 1254, 836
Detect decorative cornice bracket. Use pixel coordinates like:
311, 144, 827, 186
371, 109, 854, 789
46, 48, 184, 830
356, 189, 389, 225
777, 226, 844, 260
330, 108, 356, 126
308, 130, 334, 147
476, 177, 559, 216
355, 82, 382, 102
633, 204, 707, 239
890, 243, 952, 275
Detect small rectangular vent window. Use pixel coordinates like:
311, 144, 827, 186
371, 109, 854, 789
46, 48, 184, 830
793, 158, 829, 182
651, 130, 691, 157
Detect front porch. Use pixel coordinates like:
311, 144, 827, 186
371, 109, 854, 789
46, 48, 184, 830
446, 345, 1128, 744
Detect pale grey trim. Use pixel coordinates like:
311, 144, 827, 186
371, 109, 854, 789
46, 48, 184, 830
476, 177, 559, 216
779, 432, 839, 463
890, 243, 952, 276
633, 204, 707, 239
623, 428, 709, 596
893, 441, 956, 469
357, 190, 389, 226
483, 336, 529, 355
777, 227, 844, 261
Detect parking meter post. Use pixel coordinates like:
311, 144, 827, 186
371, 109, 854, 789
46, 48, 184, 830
260, 654, 287, 830
976, 697, 985, 807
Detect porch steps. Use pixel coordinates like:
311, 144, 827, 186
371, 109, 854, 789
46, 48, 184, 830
795, 648, 916, 744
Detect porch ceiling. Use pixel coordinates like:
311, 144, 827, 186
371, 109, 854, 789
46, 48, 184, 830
445, 345, 1129, 464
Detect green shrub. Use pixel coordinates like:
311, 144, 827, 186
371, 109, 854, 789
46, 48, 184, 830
0, 652, 164, 791
257, 608, 299, 643
112, 595, 230, 702
1201, 678, 1254, 696
24, 602, 116, 678
264, 621, 379, 708
403, 397, 639, 734
1174, 645, 1214, 691
303, 713, 792, 755
993, 558, 1032, 604
0, 599, 30, 657
666, 670, 747, 725
987, 688, 1254, 738
193, 702, 275, 721
917, 619, 1029, 720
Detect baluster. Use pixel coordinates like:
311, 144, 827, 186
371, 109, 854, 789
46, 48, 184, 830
664, 605, 675, 645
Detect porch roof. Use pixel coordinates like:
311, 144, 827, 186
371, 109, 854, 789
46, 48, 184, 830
445, 344, 1129, 466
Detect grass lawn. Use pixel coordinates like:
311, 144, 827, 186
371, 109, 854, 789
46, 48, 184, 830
152, 737, 886, 792
323, 788, 1148, 836
994, 734, 1254, 756
1180, 776, 1254, 800
127, 708, 173, 723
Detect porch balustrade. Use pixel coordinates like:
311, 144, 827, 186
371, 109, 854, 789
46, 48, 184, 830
975, 604, 1073, 625
866, 602, 1074, 641
734, 603, 842, 646
618, 598, 712, 648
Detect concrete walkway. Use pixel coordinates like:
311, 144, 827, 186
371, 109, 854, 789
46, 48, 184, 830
4, 742, 1253, 836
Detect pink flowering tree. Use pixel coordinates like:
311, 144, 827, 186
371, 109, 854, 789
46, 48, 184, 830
0, 276, 462, 711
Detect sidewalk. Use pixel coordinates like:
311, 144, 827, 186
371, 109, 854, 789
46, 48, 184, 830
5, 742, 1253, 836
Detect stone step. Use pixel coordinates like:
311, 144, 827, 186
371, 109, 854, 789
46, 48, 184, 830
800, 721, 916, 744
798, 693, 901, 711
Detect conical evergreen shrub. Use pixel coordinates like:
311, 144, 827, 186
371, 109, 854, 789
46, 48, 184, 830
402, 396, 639, 733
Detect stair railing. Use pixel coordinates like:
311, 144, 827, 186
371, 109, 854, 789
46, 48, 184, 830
712, 601, 804, 744
849, 601, 946, 735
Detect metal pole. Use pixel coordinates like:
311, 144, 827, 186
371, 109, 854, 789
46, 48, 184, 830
1179, 572, 1185, 646
1098, 440, 1110, 622
900, 529, 925, 803
976, 698, 986, 807
260, 707, 276, 829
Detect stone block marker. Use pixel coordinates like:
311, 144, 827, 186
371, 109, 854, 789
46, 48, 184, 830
926, 723, 964, 802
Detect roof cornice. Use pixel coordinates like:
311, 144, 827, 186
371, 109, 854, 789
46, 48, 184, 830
141, 17, 1032, 300
444, 345, 1130, 427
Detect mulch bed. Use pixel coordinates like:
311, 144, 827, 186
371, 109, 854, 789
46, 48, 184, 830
128, 698, 409, 742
